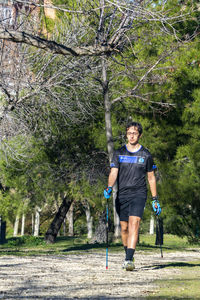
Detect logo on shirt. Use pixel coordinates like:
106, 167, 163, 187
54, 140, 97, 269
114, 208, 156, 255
118, 155, 145, 164
110, 163, 116, 167
138, 157, 145, 164
119, 156, 137, 163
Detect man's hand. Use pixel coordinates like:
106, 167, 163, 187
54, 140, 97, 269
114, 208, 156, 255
152, 196, 161, 216
104, 187, 112, 199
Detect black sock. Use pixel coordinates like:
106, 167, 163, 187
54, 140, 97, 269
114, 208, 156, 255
124, 246, 127, 254
126, 248, 135, 261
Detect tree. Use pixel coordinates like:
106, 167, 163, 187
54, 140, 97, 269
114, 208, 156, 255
68, 176, 106, 239
0, 1, 197, 58
84, 0, 199, 238
157, 37, 200, 243
0, 0, 199, 242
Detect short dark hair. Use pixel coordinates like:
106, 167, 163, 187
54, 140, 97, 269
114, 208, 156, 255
126, 121, 143, 136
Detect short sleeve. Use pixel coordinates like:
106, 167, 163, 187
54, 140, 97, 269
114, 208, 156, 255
110, 151, 119, 168
146, 154, 157, 172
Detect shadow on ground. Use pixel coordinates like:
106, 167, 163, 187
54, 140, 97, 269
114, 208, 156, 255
141, 261, 200, 270
0, 235, 199, 256
62, 242, 171, 253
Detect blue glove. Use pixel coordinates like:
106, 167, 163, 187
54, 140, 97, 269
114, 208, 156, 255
152, 196, 161, 216
104, 187, 112, 199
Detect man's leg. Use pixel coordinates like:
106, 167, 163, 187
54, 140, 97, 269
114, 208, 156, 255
124, 216, 141, 270
120, 221, 128, 269
127, 216, 141, 249
120, 221, 128, 251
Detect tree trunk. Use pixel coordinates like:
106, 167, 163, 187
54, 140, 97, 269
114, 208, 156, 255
112, 183, 120, 239
34, 207, 41, 237
44, 196, 73, 243
13, 214, 20, 237
102, 57, 120, 239
63, 217, 66, 236
55, 194, 61, 236
21, 214, 25, 236
66, 202, 74, 237
84, 201, 93, 239
149, 215, 154, 235
31, 213, 34, 235
90, 212, 107, 244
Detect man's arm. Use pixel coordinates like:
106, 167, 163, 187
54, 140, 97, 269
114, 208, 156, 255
147, 171, 157, 197
108, 168, 119, 187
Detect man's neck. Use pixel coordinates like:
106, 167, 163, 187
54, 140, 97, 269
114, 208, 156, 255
126, 143, 141, 152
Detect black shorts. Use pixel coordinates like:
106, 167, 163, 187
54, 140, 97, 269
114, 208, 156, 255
116, 195, 146, 222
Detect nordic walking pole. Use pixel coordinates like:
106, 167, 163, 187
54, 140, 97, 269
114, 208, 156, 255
106, 199, 109, 269
103, 187, 112, 269
156, 215, 163, 258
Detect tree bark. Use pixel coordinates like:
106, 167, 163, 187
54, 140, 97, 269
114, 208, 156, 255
34, 207, 41, 236
66, 202, 74, 237
31, 213, 34, 235
90, 212, 107, 244
102, 57, 120, 239
0, 30, 112, 56
55, 194, 61, 236
63, 217, 66, 236
84, 201, 93, 239
44, 196, 73, 243
149, 215, 154, 235
13, 213, 20, 237
21, 213, 25, 236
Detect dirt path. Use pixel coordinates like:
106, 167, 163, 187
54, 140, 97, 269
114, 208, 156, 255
0, 250, 200, 299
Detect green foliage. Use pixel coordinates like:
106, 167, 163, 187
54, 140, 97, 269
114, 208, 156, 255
159, 38, 200, 242
162, 142, 200, 243
69, 175, 107, 234
1, 0, 200, 242
103, 6, 200, 243
6, 236, 45, 247
42, 16, 55, 33
74, 218, 87, 236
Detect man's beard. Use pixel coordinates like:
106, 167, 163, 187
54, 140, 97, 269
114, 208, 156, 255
130, 140, 139, 146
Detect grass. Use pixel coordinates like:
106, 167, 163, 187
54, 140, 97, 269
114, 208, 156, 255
147, 260, 200, 300
138, 233, 193, 252
140, 235, 200, 299
0, 233, 198, 256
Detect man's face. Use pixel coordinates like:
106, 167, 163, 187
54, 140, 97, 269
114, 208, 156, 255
126, 126, 140, 146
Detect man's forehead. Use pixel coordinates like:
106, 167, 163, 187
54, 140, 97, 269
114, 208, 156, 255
127, 126, 139, 132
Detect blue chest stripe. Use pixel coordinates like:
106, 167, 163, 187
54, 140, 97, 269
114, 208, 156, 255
119, 155, 138, 163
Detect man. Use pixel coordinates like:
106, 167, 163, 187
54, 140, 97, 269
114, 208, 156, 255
104, 121, 161, 271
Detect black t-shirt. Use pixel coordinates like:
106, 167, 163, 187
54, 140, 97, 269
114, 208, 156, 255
110, 145, 156, 199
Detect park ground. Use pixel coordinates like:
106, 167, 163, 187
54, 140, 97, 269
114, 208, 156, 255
0, 235, 200, 299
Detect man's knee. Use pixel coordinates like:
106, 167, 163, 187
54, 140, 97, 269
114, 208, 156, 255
129, 217, 141, 230
121, 227, 128, 235
120, 221, 128, 234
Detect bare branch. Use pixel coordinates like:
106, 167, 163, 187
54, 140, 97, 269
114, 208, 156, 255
13, 0, 111, 14
0, 29, 114, 56
111, 47, 176, 106
0, 0, 196, 57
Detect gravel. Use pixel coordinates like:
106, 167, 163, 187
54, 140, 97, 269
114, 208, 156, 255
0, 250, 200, 299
